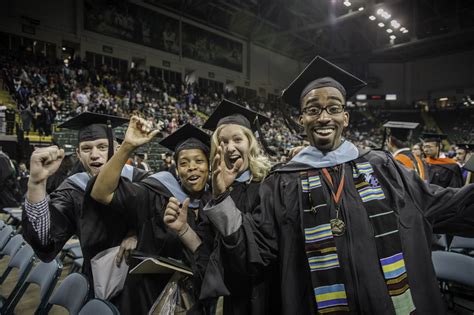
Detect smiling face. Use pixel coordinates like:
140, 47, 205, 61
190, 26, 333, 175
76, 138, 110, 176
216, 124, 250, 174
299, 87, 349, 152
176, 148, 209, 194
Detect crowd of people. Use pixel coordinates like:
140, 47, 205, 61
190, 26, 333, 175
1, 50, 474, 314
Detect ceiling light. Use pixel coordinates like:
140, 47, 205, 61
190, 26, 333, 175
389, 35, 396, 40
400, 27, 406, 32
390, 20, 400, 29
386, 28, 393, 33
369, 15, 376, 21
402, 29, 409, 33
378, 22, 385, 28
343, 1, 351, 7
377, 9, 384, 15
358, 7, 364, 11
382, 12, 391, 19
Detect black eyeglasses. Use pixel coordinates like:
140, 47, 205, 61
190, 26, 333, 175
302, 105, 345, 116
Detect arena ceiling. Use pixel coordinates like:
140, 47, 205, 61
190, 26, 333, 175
147, 0, 474, 63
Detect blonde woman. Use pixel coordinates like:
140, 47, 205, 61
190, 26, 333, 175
198, 99, 274, 315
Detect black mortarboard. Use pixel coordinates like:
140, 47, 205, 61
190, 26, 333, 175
456, 143, 473, 152
58, 112, 129, 159
421, 132, 448, 143
383, 121, 419, 141
202, 99, 270, 132
159, 123, 211, 161
281, 56, 367, 108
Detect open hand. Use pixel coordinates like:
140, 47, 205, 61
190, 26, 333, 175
211, 142, 242, 198
123, 116, 162, 148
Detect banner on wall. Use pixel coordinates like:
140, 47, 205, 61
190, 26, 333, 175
181, 23, 243, 72
84, 0, 180, 55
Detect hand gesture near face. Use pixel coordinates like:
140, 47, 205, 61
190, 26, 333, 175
123, 116, 162, 148
211, 142, 242, 198
164, 197, 190, 234
29, 146, 65, 184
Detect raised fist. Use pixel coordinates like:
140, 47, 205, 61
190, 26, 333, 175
29, 146, 65, 184
164, 197, 190, 235
123, 116, 162, 148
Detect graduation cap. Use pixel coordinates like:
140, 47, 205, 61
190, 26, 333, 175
202, 99, 270, 132
58, 112, 129, 160
383, 121, 419, 141
159, 123, 211, 161
420, 132, 448, 143
202, 99, 274, 155
281, 56, 367, 108
456, 143, 473, 152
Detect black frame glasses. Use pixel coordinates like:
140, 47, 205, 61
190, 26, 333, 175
302, 105, 345, 116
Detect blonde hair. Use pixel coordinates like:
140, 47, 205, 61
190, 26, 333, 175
210, 124, 271, 182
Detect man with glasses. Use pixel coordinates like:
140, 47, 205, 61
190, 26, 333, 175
214, 56, 474, 314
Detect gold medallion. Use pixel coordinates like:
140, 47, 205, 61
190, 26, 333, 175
330, 218, 345, 236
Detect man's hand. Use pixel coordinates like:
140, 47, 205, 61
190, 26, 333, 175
29, 146, 65, 184
116, 234, 138, 267
123, 116, 162, 149
212, 142, 242, 198
164, 197, 189, 235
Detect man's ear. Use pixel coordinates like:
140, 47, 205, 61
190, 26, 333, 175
299, 115, 304, 125
343, 111, 350, 128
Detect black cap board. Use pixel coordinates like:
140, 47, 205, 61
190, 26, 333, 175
281, 55, 367, 108
202, 99, 270, 132
421, 132, 448, 143
159, 123, 211, 160
383, 121, 419, 141
58, 112, 129, 142
456, 143, 473, 152
58, 112, 129, 160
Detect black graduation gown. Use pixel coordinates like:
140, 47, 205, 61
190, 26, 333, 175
21, 166, 148, 281
426, 162, 464, 188
221, 150, 474, 314
199, 180, 277, 315
107, 174, 212, 315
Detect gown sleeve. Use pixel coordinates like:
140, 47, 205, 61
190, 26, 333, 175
375, 152, 474, 236
22, 188, 78, 262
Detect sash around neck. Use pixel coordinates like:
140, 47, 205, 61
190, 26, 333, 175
290, 141, 359, 168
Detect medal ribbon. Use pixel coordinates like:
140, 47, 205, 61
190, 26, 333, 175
321, 166, 345, 207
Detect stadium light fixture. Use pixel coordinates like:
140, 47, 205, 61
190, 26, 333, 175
378, 22, 385, 28
382, 12, 391, 19
343, 1, 351, 7
439, 97, 448, 101
402, 29, 409, 33
400, 27, 406, 32
389, 35, 396, 40
369, 15, 376, 21
377, 8, 384, 15
386, 29, 393, 33
391, 20, 400, 29
358, 7, 364, 11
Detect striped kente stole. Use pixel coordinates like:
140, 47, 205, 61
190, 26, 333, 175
300, 157, 416, 314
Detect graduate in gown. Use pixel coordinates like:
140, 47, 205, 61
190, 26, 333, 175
90, 118, 212, 314
383, 121, 428, 181
455, 143, 473, 185
422, 133, 464, 188
207, 56, 474, 314
22, 112, 148, 284
198, 99, 273, 315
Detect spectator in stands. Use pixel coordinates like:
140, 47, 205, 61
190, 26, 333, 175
17, 161, 29, 197
22, 113, 147, 306
422, 133, 464, 188
218, 56, 474, 314
134, 153, 150, 171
